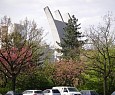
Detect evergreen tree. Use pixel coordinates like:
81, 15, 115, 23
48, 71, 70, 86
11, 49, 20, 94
57, 15, 85, 60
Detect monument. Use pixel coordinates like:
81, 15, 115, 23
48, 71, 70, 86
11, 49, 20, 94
44, 6, 71, 49
44, 6, 71, 60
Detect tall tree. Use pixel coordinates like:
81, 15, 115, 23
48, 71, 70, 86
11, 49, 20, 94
85, 13, 115, 95
0, 16, 47, 91
57, 15, 85, 60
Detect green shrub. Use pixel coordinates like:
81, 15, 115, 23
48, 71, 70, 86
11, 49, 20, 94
0, 88, 10, 95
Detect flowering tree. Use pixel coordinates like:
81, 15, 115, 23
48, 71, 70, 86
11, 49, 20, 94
0, 47, 32, 90
0, 16, 47, 91
53, 60, 85, 86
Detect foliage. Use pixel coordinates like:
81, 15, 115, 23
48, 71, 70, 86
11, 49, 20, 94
53, 60, 85, 86
84, 13, 115, 95
16, 67, 54, 91
0, 16, 48, 91
78, 70, 103, 95
40, 62, 55, 84
0, 87, 10, 95
57, 15, 85, 60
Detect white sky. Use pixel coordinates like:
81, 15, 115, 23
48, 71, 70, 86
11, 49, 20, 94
0, 0, 115, 45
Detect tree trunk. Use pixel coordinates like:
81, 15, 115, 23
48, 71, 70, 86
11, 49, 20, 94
103, 76, 107, 95
12, 74, 16, 92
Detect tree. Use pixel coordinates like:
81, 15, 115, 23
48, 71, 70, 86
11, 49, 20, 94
53, 60, 85, 86
85, 13, 115, 95
17, 62, 55, 90
16, 67, 54, 90
57, 15, 85, 60
0, 16, 47, 91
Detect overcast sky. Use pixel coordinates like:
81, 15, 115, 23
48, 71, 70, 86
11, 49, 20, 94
0, 0, 115, 45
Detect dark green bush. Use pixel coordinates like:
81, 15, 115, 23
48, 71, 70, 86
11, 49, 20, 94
0, 88, 10, 95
